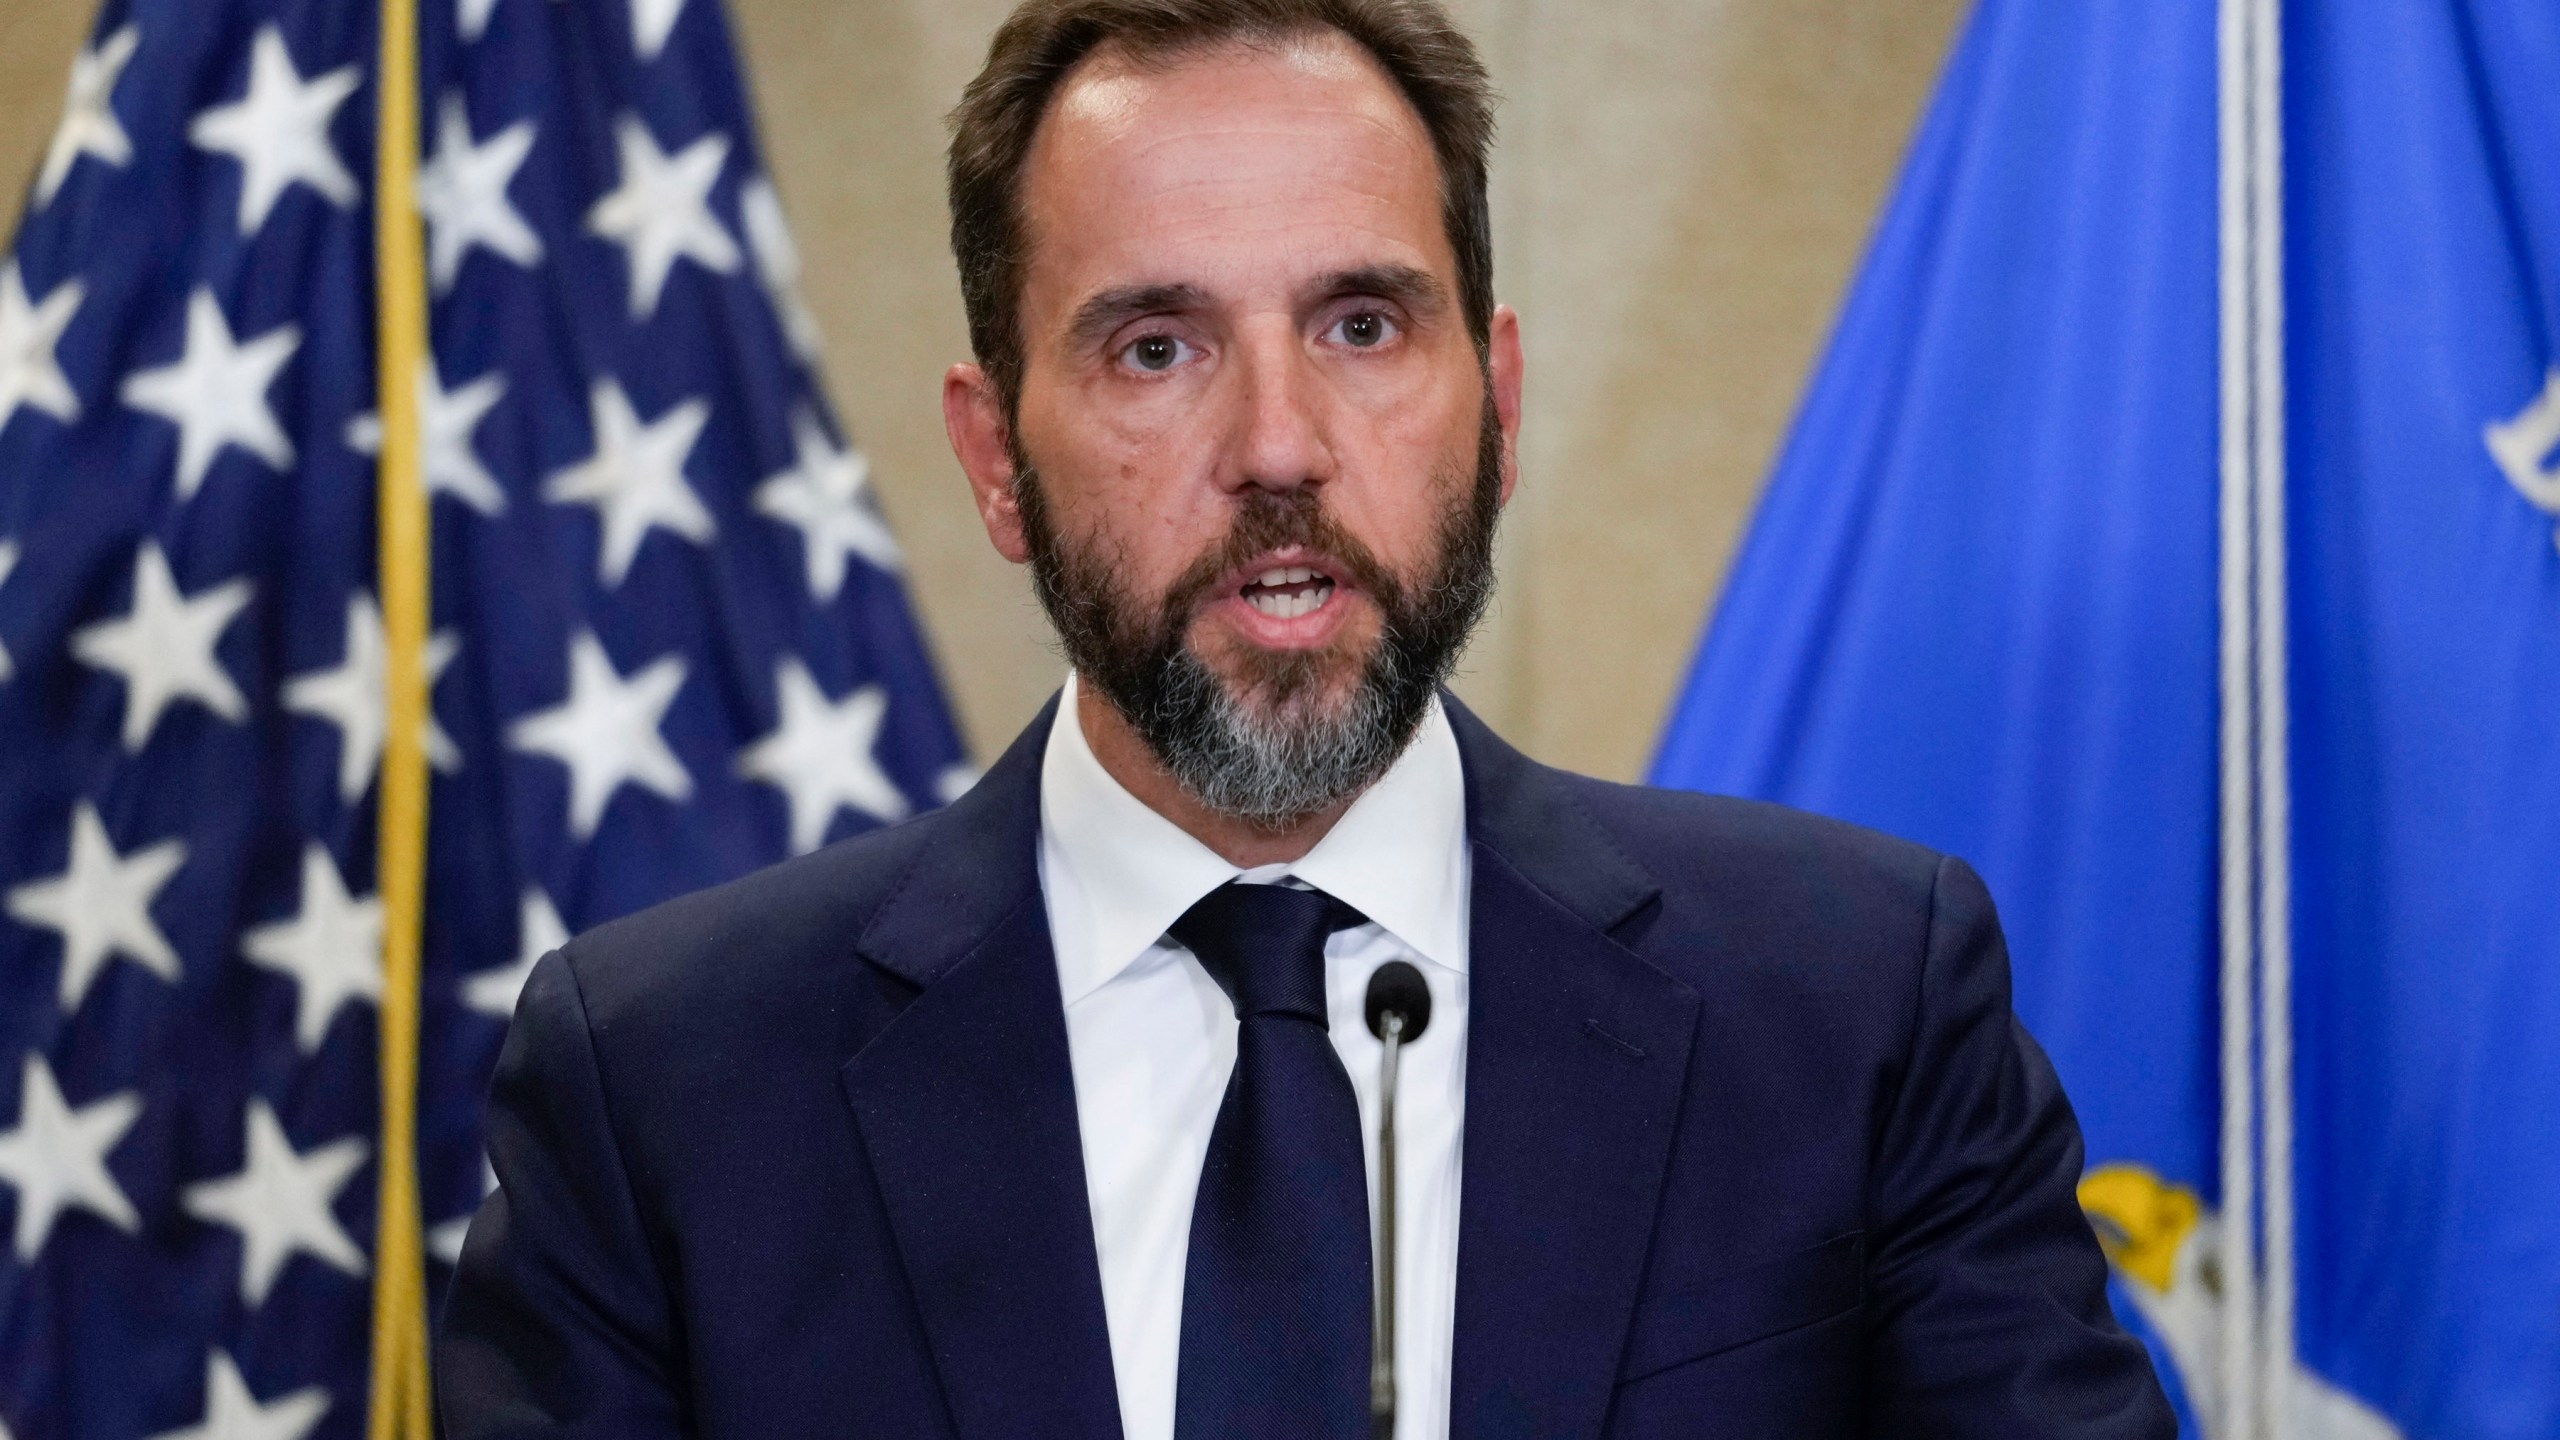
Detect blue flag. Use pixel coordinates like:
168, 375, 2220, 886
1653, 0, 2559, 1435
2290, 4, 2560, 1433
0, 0, 965, 1432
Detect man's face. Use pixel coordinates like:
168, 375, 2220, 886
950, 31, 1522, 825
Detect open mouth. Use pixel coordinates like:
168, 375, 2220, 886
1239, 565, 1339, 620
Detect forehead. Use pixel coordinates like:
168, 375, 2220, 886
1018, 32, 1449, 304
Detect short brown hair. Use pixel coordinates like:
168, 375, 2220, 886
947, 0, 1498, 410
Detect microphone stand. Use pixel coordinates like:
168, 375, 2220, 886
1363, 960, 1430, 1440
1372, 1007, 1406, 1440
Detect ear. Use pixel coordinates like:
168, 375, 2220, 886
944, 361, 1033, 565
1487, 304, 1524, 507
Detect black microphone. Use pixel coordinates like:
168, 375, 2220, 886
1363, 961, 1432, 1440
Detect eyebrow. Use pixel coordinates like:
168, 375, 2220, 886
1314, 264, 1451, 320
1061, 266, 1456, 355
1065, 283, 1214, 354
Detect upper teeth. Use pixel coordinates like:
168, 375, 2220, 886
1245, 566, 1331, 620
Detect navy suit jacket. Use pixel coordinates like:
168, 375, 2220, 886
436, 696, 2174, 1438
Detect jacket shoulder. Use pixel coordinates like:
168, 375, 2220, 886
1571, 774, 1947, 910
554, 806, 949, 1032
1554, 773, 1958, 999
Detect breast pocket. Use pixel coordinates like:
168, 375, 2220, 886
1618, 1230, 1866, 1384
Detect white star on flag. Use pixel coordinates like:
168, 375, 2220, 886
0, 262, 86, 434
585, 116, 738, 319
347, 364, 510, 517
146, 1352, 329, 1440
0, 539, 18, 684
738, 658, 908, 854
631, 0, 690, 60
186, 26, 361, 234
240, 846, 384, 1055
419, 95, 542, 293
70, 542, 254, 751
740, 177, 822, 362
508, 632, 694, 839
4, 803, 187, 1012
36, 24, 139, 209
464, 888, 569, 1020
284, 593, 460, 805
0, 1054, 141, 1262
181, 1100, 368, 1307
542, 380, 716, 587
121, 289, 301, 501
756, 408, 901, 602
459, 0, 505, 44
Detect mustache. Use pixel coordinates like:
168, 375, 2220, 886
1011, 390, 1503, 679
1154, 487, 1403, 633
1009, 396, 1502, 828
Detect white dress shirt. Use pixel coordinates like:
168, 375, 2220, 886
1039, 673, 1471, 1440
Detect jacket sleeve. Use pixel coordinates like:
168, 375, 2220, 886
1861, 856, 2176, 1437
436, 949, 689, 1438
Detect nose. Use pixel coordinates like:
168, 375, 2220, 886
1226, 321, 1334, 496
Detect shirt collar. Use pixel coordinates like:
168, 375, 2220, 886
1038, 674, 1471, 1007
1285, 698, 1469, 979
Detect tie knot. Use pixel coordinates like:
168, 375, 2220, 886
1169, 882, 1362, 1024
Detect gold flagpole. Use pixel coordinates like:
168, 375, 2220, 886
369, 0, 433, 1430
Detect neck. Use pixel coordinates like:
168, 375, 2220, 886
1074, 679, 1356, 868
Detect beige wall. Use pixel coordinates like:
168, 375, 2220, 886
0, 6, 99, 201
0, 0, 1966, 781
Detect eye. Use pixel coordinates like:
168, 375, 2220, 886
1330, 310, 1399, 349
1120, 333, 1193, 373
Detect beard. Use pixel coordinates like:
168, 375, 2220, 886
1014, 394, 1502, 831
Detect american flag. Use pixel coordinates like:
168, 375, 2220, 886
0, 0, 967, 1433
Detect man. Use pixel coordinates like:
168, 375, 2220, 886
436, 0, 2175, 1435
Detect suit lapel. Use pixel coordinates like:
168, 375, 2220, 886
839, 700, 1126, 1440
835, 694, 1700, 1440
1445, 701, 1701, 1440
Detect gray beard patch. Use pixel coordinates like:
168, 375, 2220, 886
1128, 617, 1428, 830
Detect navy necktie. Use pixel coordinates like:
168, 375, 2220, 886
1169, 882, 1372, 1440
